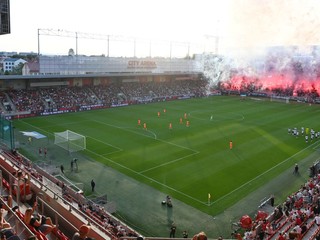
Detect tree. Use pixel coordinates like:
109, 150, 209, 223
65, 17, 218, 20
10, 62, 24, 75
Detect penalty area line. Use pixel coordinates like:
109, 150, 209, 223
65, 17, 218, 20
19, 119, 216, 206
211, 139, 320, 205
312, 142, 320, 151
93, 119, 198, 152
101, 149, 123, 156
86, 136, 123, 151
84, 147, 208, 206
139, 151, 200, 174
93, 120, 158, 139
90, 120, 212, 205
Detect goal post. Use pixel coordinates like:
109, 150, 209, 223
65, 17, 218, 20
270, 95, 290, 104
54, 130, 86, 153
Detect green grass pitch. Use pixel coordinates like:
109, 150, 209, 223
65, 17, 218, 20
13, 96, 320, 216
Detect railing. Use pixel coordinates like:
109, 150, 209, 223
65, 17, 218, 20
0, 150, 137, 239
0, 193, 36, 239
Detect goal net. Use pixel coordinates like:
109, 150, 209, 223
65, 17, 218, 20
54, 130, 86, 153
270, 95, 290, 104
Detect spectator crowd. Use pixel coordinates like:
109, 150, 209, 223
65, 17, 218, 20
0, 80, 207, 116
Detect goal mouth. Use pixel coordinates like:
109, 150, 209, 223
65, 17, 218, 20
270, 95, 290, 103
54, 130, 86, 153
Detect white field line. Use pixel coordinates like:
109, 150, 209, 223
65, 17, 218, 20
87, 136, 123, 155
312, 142, 320, 151
139, 151, 199, 174
17, 119, 91, 136
16, 120, 53, 136
101, 150, 123, 156
18, 119, 204, 203
19, 119, 124, 154
210, 139, 320, 206
94, 120, 158, 139
87, 136, 122, 151
189, 110, 245, 121
93, 119, 200, 172
93, 120, 198, 152
20, 119, 319, 207
83, 146, 206, 205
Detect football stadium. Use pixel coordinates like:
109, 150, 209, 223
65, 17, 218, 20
1, 1, 320, 240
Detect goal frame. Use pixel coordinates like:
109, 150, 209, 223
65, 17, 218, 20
54, 130, 86, 153
270, 95, 290, 104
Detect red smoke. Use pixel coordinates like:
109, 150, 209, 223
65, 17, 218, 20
217, 45, 320, 98
222, 73, 320, 97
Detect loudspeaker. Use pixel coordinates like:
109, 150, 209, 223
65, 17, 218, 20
0, 0, 10, 35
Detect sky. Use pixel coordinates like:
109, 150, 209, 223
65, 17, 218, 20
1, 0, 320, 57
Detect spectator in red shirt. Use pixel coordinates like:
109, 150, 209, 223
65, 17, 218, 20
276, 232, 286, 240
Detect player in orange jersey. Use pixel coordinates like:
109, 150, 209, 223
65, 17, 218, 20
169, 123, 172, 129
138, 119, 141, 126
229, 140, 233, 150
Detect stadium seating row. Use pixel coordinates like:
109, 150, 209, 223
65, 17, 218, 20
237, 164, 320, 240
0, 148, 138, 240
1, 80, 207, 115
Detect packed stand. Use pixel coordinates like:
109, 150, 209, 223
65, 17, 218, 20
6, 89, 45, 113
234, 163, 320, 240
1, 148, 140, 240
2, 79, 207, 116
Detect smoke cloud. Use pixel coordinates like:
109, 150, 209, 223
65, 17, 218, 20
204, 0, 320, 97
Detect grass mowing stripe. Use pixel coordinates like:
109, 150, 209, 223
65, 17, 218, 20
83, 145, 208, 205
13, 96, 320, 216
92, 119, 202, 173
211, 139, 320, 206
92, 119, 158, 139
86, 136, 123, 151
93, 119, 199, 153
139, 151, 200, 174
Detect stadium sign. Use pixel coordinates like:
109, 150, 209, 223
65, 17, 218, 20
127, 60, 157, 69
